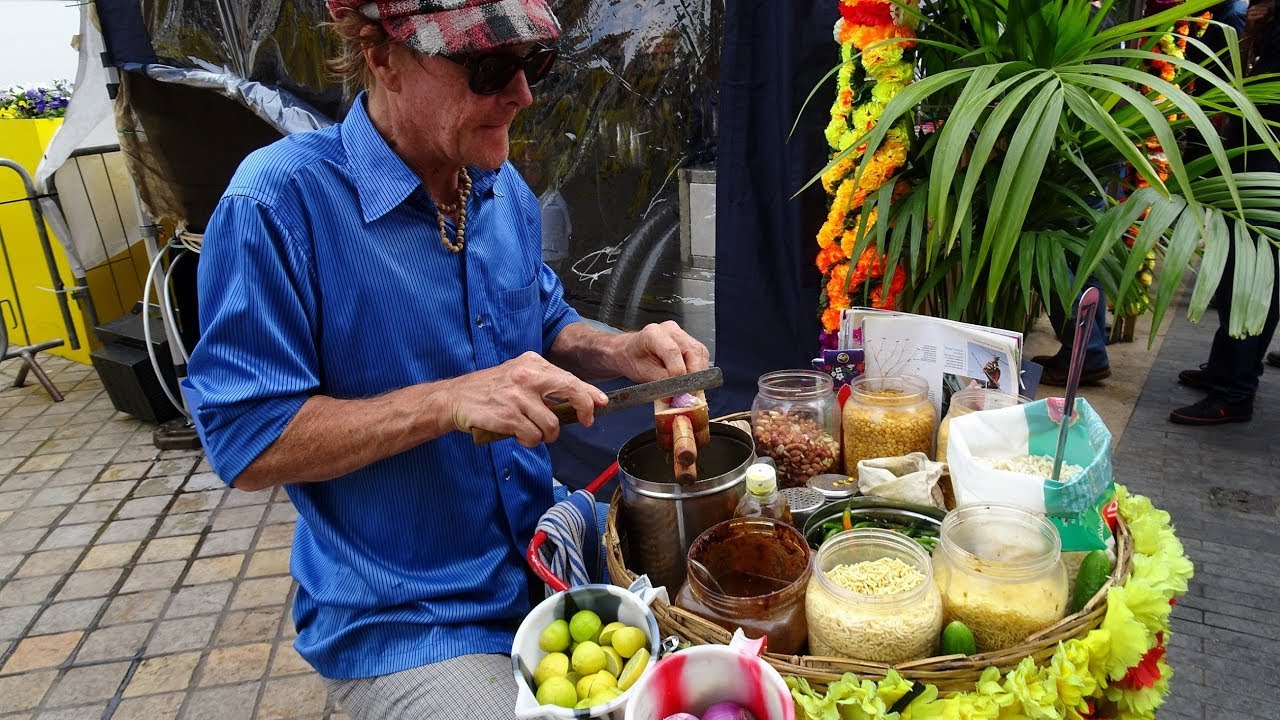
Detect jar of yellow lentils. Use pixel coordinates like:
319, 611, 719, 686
842, 375, 936, 475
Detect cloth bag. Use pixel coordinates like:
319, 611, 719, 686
856, 452, 946, 510
946, 397, 1115, 551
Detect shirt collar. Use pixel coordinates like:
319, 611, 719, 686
342, 93, 503, 223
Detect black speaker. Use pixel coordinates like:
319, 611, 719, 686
90, 310, 181, 425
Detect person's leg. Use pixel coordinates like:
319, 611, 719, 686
1037, 276, 1111, 385
1171, 236, 1278, 423
324, 654, 520, 720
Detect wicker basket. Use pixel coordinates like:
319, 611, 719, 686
603, 417, 1134, 695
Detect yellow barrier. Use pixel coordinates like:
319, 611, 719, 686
0, 118, 148, 365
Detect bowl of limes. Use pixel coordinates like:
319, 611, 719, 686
512, 577, 667, 719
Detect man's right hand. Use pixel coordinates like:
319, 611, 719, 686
446, 352, 609, 447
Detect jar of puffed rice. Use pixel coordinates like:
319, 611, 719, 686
932, 503, 1069, 653
805, 528, 943, 663
842, 375, 936, 475
936, 389, 1033, 463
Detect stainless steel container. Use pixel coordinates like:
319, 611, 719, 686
618, 422, 755, 593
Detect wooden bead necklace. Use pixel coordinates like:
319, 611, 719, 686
433, 168, 472, 253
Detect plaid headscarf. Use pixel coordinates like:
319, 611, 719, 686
327, 0, 560, 57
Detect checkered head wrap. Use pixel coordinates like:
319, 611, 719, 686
327, 0, 560, 57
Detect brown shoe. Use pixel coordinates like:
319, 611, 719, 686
1269, 351, 1280, 368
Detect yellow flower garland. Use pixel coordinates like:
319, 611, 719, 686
787, 485, 1195, 720
818, 0, 919, 335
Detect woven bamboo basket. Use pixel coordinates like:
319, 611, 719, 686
603, 416, 1134, 695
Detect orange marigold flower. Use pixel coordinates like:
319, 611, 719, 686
816, 244, 847, 274
821, 306, 844, 332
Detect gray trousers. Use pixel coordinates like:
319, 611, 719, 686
324, 654, 520, 719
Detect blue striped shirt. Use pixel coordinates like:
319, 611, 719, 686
188, 93, 582, 679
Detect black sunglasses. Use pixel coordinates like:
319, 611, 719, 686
444, 44, 558, 95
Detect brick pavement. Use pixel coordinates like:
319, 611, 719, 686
1112, 303, 1280, 720
0, 358, 343, 720
2, 297, 1277, 719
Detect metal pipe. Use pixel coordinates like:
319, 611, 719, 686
0, 225, 31, 345
0, 158, 80, 350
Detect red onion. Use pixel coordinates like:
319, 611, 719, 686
669, 392, 699, 408
700, 702, 758, 720
662, 715, 699, 720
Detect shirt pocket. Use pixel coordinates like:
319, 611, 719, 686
496, 277, 541, 357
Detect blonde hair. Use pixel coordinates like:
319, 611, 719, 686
324, 11, 395, 90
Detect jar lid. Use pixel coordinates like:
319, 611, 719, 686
808, 473, 857, 498
745, 464, 777, 495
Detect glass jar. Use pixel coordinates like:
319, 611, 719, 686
842, 375, 937, 475
751, 370, 841, 488
936, 390, 1033, 463
806, 528, 943, 663
932, 504, 1069, 652
673, 517, 812, 655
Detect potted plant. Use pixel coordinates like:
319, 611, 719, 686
811, 0, 1280, 338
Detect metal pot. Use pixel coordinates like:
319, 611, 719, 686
618, 422, 755, 593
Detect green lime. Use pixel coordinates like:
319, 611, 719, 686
576, 673, 594, 701
533, 652, 569, 687
587, 670, 617, 698
535, 676, 577, 708
538, 619, 571, 653
1071, 550, 1112, 614
617, 647, 650, 691
597, 621, 626, 646
611, 626, 647, 659
601, 646, 623, 677
569, 610, 603, 643
940, 621, 977, 656
571, 641, 607, 676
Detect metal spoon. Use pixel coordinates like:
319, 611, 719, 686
688, 558, 725, 594
1052, 287, 1099, 483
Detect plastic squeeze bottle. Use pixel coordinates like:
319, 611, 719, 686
735, 463, 793, 525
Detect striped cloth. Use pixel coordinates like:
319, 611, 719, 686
536, 488, 604, 594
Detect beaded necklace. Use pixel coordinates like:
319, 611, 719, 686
433, 168, 472, 253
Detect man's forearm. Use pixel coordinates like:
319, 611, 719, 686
547, 322, 626, 382
232, 382, 456, 492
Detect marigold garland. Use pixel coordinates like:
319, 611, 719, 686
817, 0, 919, 344
1122, 4, 1212, 317
787, 485, 1195, 720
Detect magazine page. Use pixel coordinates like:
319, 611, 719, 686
845, 309, 1023, 418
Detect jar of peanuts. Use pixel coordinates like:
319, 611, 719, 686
842, 375, 937, 475
751, 370, 841, 488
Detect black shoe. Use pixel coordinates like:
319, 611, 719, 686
1177, 364, 1212, 390
1039, 364, 1111, 386
1169, 396, 1253, 425
1269, 351, 1280, 369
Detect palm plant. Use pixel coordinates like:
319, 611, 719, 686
811, 0, 1280, 337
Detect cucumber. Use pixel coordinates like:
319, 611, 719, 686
1070, 550, 1112, 614
940, 621, 977, 656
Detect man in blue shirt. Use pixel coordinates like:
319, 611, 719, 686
186, 1, 710, 717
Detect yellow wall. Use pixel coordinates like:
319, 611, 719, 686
0, 118, 147, 364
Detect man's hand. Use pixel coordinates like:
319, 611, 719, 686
608, 321, 712, 383
446, 352, 609, 447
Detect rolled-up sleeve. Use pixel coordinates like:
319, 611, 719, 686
539, 261, 581, 355
188, 193, 319, 485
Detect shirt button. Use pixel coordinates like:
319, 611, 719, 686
475, 314, 486, 327
503, 469, 512, 480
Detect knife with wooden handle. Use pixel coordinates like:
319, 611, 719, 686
469, 367, 724, 445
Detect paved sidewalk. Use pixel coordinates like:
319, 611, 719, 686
1112, 302, 1280, 720
0, 359, 341, 720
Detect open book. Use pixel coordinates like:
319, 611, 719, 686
840, 308, 1025, 418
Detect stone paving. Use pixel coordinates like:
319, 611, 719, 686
0, 359, 342, 720
1112, 300, 1280, 720
1, 293, 1277, 719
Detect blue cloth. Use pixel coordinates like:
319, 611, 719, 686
187, 93, 582, 679
537, 487, 605, 594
